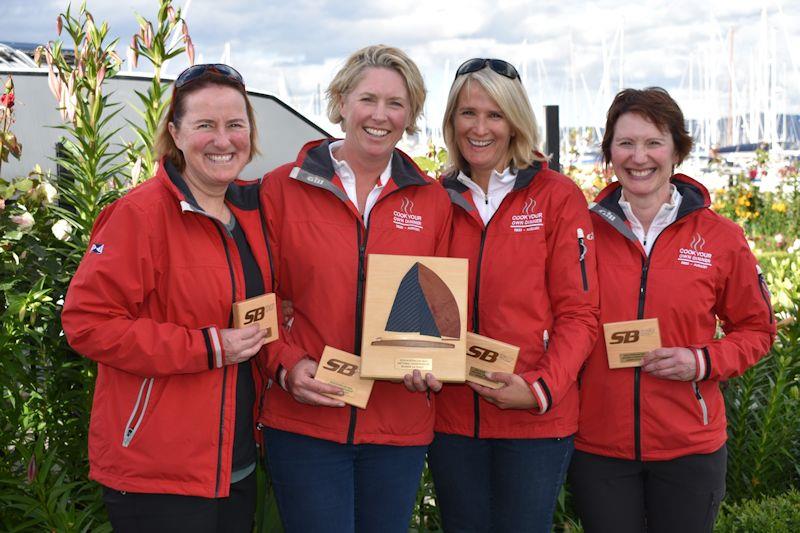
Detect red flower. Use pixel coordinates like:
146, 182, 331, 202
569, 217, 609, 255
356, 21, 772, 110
0, 92, 14, 109
748, 168, 758, 179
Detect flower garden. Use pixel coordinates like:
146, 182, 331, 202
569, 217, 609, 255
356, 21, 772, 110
1, 3, 798, 531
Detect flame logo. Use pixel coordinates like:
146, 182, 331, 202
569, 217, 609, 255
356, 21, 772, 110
401, 196, 414, 214
690, 233, 706, 251
522, 197, 536, 215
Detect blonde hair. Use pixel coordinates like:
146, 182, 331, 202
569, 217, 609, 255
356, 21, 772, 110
155, 77, 259, 172
326, 44, 426, 135
442, 67, 545, 175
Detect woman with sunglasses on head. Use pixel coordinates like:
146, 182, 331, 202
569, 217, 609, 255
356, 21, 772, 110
431, 58, 599, 532
256, 45, 452, 532
62, 64, 271, 532
568, 87, 775, 533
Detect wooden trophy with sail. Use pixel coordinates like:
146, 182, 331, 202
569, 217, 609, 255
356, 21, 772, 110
360, 254, 467, 382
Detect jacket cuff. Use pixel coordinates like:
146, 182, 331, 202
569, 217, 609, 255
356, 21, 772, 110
202, 326, 225, 369
692, 346, 711, 381
270, 345, 308, 381
529, 377, 552, 414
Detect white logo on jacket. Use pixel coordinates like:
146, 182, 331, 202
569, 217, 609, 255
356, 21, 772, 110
510, 197, 543, 232
678, 233, 713, 269
393, 196, 423, 232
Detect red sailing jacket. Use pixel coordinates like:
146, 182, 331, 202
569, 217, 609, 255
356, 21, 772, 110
62, 161, 274, 497
256, 139, 452, 446
435, 163, 600, 438
575, 174, 775, 461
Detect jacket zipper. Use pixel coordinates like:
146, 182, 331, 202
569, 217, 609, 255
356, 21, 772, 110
692, 382, 709, 425
633, 242, 654, 461
212, 221, 237, 497
472, 223, 490, 438
347, 221, 370, 444
121, 377, 154, 447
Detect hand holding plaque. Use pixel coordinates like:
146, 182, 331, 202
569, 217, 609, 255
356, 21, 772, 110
232, 293, 279, 344
465, 332, 520, 389
314, 347, 375, 409
603, 318, 661, 369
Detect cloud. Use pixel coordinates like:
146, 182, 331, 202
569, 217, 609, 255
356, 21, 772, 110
1, 0, 798, 131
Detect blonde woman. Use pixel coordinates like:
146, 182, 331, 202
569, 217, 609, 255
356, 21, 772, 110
432, 58, 599, 532
257, 45, 452, 532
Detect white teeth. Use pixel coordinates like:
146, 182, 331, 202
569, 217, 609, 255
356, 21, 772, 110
207, 154, 233, 163
629, 169, 653, 177
469, 138, 493, 147
364, 127, 389, 137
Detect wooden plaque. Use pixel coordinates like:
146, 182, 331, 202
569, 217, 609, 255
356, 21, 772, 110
465, 332, 520, 389
232, 292, 279, 344
314, 346, 375, 409
360, 254, 467, 382
603, 318, 661, 369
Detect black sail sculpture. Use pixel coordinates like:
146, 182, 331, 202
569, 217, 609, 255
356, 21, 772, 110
371, 262, 460, 348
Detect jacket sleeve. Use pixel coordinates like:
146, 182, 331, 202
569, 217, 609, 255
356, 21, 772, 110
61, 200, 225, 377
258, 171, 310, 380
520, 183, 600, 413
695, 230, 775, 381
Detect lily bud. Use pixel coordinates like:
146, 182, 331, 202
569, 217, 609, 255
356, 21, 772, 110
97, 64, 106, 86
56, 15, 63, 35
144, 23, 153, 48
47, 66, 61, 101
27, 454, 37, 484
4, 76, 13, 91
167, 6, 176, 23
186, 37, 195, 65
33, 46, 42, 66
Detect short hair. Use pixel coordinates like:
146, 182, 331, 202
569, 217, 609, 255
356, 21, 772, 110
326, 44, 426, 135
601, 87, 693, 166
442, 66, 545, 175
155, 74, 260, 172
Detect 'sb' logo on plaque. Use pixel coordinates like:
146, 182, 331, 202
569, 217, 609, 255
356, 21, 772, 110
467, 345, 499, 363
609, 330, 640, 344
243, 307, 266, 325
323, 358, 359, 377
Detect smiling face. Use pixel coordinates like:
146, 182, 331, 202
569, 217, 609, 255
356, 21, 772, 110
338, 67, 410, 166
610, 112, 679, 204
453, 81, 512, 185
168, 85, 251, 194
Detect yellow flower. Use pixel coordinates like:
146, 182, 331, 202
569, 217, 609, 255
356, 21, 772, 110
771, 202, 787, 213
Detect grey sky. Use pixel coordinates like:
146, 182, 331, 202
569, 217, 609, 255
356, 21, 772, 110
2, 0, 798, 134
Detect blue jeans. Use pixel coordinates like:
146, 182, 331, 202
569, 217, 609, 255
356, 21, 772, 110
428, 432, 574, 533
263, 428, 427, 533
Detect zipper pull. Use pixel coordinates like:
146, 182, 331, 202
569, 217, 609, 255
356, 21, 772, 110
577, 228, 589, 291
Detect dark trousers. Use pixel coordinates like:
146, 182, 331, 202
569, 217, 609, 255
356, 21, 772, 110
428, 432, 575, 533
263, 427, 427, 533
102, 469, 256, 533
568, 446, 727, 533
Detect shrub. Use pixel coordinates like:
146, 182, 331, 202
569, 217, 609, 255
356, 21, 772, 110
715, 489, 800, 532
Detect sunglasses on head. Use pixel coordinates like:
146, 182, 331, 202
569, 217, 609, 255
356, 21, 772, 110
175, 64, 244, 89
455, 58, 520, 81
